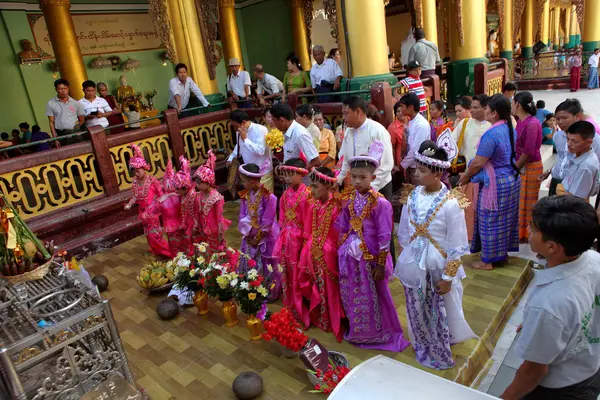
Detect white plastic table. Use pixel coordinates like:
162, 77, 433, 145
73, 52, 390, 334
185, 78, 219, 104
329, 355, 499, 400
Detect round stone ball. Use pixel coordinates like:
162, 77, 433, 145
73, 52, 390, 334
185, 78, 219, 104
91, 275, 109, 292
232, 371, 263, 399
156, 298, 179, 320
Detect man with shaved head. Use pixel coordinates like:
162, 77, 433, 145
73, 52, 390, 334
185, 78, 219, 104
253, 64, 283, 106
310, 44, 343, 103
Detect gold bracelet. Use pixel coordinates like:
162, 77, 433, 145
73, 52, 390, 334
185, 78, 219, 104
377, 251, 388, 266
444, 259, 461, 278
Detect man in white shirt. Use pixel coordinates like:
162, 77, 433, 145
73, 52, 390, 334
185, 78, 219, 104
310, 45, 343, 103
270, 103, 319, 168
408, 28, 441, 77
501, 196, 600, 400
227, 110, 273, 192
400, 92, 431, 184
227, 58, 252, 108
168, 63, 209, 114
79, 80, 114, 129
452, 94, 492, 164
253, 64, 283, 106
587, 48, 599, 89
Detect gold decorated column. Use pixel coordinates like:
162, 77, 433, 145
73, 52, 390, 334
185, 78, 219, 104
39, 0, 87, 99
564, 4, 571, 48
421, 0, 438, 46
500, 0, 513, 58
219, 0, 244, 68
569, 4, 577, 48
541, 0, 550, 47
583, 0, 600, 51
553, 7, 560, 49
290, 0, 311, 71
521, 0, 534, 58
167, 0, 218, 94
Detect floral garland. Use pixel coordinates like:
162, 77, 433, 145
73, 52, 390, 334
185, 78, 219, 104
265, 128, 284, 152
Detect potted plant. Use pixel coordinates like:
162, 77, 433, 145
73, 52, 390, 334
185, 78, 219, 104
144, 89, 158, 110
233, 267, 270, 340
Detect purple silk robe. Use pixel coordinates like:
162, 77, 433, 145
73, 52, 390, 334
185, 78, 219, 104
238, 187, 281, 301
336, 190, 410, 352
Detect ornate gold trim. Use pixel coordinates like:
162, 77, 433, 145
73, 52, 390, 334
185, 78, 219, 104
514, 0, 526, 43
196, 0, 219, 80
414, 0, 423, 28
149, 0, 177, 63
456, 0, 464, 46
39, 0, 71, 7
303, 0, 314, 59
323, 0, 339, 48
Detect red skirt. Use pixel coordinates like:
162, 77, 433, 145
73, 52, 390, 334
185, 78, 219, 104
570, 66, 581, 92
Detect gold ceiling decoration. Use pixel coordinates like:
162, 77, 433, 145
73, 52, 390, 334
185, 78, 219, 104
148, 0, 177, 63
513, 0, 526, 42
323, 0, 340, 48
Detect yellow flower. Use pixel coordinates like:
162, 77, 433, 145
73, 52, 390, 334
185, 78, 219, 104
216, 275, 229, 289
278, 265, 284, 273
267, 264, 273, 273
265, 128, 284, 151
196, 256, 205, 265
197, 243, 207, 253
257, 286, 268, 297
248, 293, 257, 300
270, 283, 275, 290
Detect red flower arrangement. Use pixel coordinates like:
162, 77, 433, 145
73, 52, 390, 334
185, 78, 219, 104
262, 308, 309, 352
309, 364, 351, 394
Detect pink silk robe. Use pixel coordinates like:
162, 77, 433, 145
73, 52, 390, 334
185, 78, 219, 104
273, 184, 311, 318
158, 192, 185, 257
180, 189, 198, 256
195, 189, 231, 254
298, 195, 346, 342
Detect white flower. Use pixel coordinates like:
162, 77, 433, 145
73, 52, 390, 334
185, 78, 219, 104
177, 258, 191, 268
267, 264, 273, 273
240, 281, 250, 290
197, 243, 207, 253
213, 264, 223, 271
248, 269, 258, 279
230, 278, 238, 288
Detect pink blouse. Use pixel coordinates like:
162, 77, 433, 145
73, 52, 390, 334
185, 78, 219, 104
515, 115, 542, 163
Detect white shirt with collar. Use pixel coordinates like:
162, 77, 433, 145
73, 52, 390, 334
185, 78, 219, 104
516, 250, 600, 389
589, 53, 599, 68
401, 113, 431, 170
227, 70, 252, 98
227, 122, 272, 172
257, 73, 284, 96
337, 118, 394, 191
282, 120, 319, 162
310, 58, 343, 88
79, 96, 112, 128
168, 77, 209, 109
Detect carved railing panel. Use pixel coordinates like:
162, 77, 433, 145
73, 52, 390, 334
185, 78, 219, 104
487, 76, 504, 96
181, 120, 234, 167
0, 153, 104, 219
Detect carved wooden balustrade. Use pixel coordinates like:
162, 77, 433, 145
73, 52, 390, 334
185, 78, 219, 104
474, 59, 509, 97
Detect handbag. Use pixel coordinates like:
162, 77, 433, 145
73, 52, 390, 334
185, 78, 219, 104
450, 118, 468, 175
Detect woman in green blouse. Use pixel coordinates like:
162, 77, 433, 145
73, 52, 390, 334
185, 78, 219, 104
282, 53, 312, 104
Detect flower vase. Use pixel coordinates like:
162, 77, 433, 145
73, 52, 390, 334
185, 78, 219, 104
221, 300, 238, 327
193, 291, 209, 315
147, 98, 154, 110
245, 314, 263, 340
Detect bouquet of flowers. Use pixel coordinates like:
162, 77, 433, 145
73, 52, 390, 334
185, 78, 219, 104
233, 267, 270, 315
265, 127, 284, 152
262, 308, 309, 352
308, 364, 351, 394
170, 252, 193, 290
199, 247, 242, 301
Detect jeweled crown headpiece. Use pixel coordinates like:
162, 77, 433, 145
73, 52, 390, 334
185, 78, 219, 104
194, 150, 217, 186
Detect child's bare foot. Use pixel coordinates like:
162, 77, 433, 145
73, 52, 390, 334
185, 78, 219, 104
471, 261, 494, 270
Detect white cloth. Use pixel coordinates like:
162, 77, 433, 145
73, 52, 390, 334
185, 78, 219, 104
451, 118, 492, 164
227, 71, 252, 98
395, 185, 475, 343
227, 122, 272, 172
310, 58, 343, 88
79, 96, 112, 128
337, 118, 394, 191
516, 250, 600, 388
588, 53, 599, 68
282, 120, 319, 162
257, 73, 283, 95
168, 77, 209, 109
401, 113, 431, 169
168, 284, 194, 305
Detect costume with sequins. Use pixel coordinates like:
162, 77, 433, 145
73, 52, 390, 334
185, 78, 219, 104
237, 186, 281, 301
394, 185, 476, 370
273, 184, 311, 317
336, 189, 410, 351
195, 189, 231, 254
298, 193, 345, 342
158, 160, 186, 257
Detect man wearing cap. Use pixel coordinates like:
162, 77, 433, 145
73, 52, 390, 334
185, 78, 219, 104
227, 58, 252, 108
253, 64, 284, 106
408, 28, 441, 77
168, 63, 210, 116
397, 61, 427, 114
310, 45, 343, 103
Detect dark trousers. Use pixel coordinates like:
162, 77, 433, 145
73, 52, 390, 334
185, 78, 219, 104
378, 181, 396, 261
315, 81, 336, 103
524, 368, 600, 400
56, 127, 84, 145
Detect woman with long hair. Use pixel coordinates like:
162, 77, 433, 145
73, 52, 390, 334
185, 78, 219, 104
513, 92, 543, 241
282, 53, 312, 104
458, 94, 521, 270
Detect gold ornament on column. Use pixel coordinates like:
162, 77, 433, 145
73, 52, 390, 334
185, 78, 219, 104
455, 0, 464, 46
39, 0, 88, 100
196, 0, 220, 80
323, 0, 340, 47
414, 0, 423, 29
514, 0, 526, 42
219, 0, 244, 69
148, 0, 177, 63
290, 0, 312, 71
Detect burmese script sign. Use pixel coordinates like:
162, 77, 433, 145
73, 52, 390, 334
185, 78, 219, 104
28, 13, 162, 58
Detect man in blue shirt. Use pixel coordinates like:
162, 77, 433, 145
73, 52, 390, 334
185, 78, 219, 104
535, 100, 551, 124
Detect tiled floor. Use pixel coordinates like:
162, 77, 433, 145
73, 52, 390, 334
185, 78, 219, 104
81, 201, 531, 400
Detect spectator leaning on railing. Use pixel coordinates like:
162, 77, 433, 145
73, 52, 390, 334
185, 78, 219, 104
45, 78, 85, 147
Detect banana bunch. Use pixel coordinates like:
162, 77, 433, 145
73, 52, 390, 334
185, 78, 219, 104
137, 262, 170, 289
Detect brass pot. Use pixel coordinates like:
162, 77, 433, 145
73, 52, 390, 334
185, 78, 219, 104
221, 300, 238, 327
245, 314, 263, 340
193, 291, 209, 315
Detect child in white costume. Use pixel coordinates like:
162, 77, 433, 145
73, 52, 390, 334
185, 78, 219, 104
395, 131, 476, 370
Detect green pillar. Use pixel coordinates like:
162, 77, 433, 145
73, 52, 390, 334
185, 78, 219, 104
500, 50, 513, 59
521, 47, 533, 58
447, 57, 488, 100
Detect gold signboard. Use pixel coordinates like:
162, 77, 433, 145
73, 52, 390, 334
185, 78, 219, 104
28, 13, 162, 58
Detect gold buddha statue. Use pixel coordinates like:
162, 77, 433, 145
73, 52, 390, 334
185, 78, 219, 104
117, 75, 139, 109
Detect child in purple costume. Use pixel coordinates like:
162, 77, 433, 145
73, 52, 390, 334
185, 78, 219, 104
237, 161, 281, 302
336, 140, 410, 352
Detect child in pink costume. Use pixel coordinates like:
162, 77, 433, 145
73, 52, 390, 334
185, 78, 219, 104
158, 159, 185, 257
124, 144, 171, 258
193, 150, 231, 254
173, 156, 196, 256
273, 158, 311, 320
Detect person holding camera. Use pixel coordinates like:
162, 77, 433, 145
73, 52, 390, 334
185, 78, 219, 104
79, 80, 114, 129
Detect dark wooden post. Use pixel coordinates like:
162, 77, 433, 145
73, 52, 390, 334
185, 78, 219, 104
163, 109, 186, 169
429, 74, 441, 101
474, 63, 489, 95
88, 126, 119, 196
500, 58, 509, 87
370, 82, 394, 128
